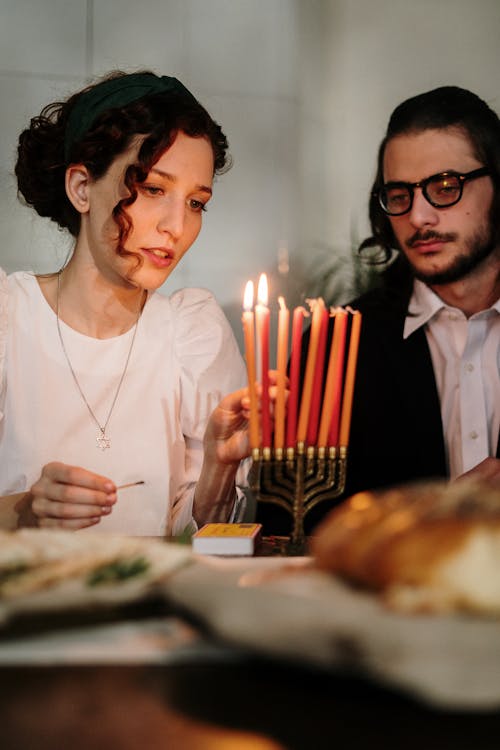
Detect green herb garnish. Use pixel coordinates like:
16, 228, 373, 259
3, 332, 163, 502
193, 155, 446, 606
0, 563, 28, 586
86, 557, 150, 587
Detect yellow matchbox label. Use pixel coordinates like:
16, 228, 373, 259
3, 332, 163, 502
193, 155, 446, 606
196, 523, 260, 538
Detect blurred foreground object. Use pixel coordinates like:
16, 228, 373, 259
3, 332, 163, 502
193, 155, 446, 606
312, 479, 500, 615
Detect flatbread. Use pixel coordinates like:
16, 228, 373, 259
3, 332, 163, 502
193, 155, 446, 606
0, 528, 192, 600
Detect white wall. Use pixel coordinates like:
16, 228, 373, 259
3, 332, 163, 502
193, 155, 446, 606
1, 0, 500, 349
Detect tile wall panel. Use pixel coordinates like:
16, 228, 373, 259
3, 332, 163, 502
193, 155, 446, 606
0, 74, 83, 272
92, 0, 187, 77
0, 75, 80, 169
0, 192, 71, 273
0, 0, 87, 76
185, 0, 299, 98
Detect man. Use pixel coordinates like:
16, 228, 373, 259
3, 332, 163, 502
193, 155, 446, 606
258, 86, 499, 535
338, 85, 500, 512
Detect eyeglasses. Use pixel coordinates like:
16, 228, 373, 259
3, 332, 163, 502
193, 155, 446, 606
377, 166, 490, 216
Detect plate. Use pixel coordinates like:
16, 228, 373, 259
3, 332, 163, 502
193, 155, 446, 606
160, 556, 500, 710
0, 534, 193, 628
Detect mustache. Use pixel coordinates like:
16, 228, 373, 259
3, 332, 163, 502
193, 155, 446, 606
406, 230, 457, 247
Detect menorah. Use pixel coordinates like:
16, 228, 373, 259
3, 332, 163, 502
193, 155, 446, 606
241, 274, 362, 556
249, 446, 347, 554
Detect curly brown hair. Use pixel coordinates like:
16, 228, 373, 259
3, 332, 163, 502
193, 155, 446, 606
15, 71, 230, 252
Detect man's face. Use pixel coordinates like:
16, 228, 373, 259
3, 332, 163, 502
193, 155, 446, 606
383, 127, 496, 285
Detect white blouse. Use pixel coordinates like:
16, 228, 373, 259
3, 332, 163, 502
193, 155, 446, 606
0, 271, 247, 536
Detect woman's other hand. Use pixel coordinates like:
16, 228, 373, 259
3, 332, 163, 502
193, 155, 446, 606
204, 387, 251, 466
204, 371, 284, 465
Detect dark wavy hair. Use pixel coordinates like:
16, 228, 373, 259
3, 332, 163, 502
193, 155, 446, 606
359, 86, 500, 262
15, 71, 231, 247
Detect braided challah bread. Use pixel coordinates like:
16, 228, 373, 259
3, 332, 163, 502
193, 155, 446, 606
312, 480, 500, 614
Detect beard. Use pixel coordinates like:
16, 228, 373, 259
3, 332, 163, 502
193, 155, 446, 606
403, 222, 497, 285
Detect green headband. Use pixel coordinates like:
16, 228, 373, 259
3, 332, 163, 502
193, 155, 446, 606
64, 73, 197, 160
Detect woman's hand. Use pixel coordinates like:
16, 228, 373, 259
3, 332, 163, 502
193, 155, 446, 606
194, 372, 284, 525
204, 387, 252, 466
18, 462, 117, 530
204, 371, 283, 466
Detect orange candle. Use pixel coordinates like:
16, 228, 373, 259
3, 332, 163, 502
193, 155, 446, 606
274, 296, 289, 452
255, 273, 271, 449
285, 305, 305, 450
317, 309, 348, 448
306, 305, 329, 446
242, 281, 259, 451
338, 310, 362, 449
296, 298, 325, 446
327, 309, 349, 447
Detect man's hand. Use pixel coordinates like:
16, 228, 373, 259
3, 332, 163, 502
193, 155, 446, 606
456, 457, 500, 487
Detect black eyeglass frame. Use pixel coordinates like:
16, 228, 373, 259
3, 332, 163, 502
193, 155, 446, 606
377, 166, 491, 216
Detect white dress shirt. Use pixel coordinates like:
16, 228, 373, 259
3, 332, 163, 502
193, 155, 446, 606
404, 280, 500, 479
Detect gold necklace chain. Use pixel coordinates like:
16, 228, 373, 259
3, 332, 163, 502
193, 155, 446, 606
55, 272, 141, 451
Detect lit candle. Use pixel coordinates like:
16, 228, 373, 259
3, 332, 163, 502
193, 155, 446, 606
242, 281, 260, 451
255, 273, 271, 451
296, 298, 325, 447
317, 308, 348, 448
285, 305, 305, 451
338, 310, 362, 449
274, 296, 289, 454
306, 304, 329, 446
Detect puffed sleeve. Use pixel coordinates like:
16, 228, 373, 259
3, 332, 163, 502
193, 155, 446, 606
169, 288, 249, 532
0, 269, 9, 420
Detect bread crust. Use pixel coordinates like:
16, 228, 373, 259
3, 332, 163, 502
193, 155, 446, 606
312, 480, 500, 614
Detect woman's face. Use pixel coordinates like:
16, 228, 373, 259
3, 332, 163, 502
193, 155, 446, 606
84, 131, 215, 290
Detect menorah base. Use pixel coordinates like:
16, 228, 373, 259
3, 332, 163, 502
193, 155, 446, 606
249, 447, 347, 553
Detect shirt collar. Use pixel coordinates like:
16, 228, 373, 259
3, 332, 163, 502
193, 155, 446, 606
404, 279, 500, 339
404, 280, 444, 339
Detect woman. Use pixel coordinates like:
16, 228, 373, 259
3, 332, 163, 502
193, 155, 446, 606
1, 70, 251, 535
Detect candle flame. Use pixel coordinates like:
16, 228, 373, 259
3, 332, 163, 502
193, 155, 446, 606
243, 280, 254, 311
257, 273, 269, 306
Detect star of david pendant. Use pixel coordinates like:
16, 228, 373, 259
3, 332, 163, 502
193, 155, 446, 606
96, 430, 111, 451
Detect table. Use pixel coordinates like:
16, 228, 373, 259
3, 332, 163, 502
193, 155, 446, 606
1, 594, 500, 750
1, 544, 500, 749
2, 659, 500, 750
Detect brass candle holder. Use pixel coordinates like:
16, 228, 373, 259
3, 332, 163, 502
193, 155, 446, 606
249, 444, 347, 554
